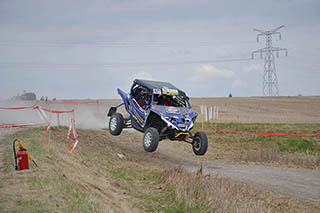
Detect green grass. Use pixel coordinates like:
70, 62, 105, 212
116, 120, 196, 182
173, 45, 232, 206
160, 202, 209, 213
110, 167, 163, 183
109, 166, 211, 212
277, 138, 319, 153
194, 122, 320, 155
28, 176, 51, 190
0, 128, 102, 212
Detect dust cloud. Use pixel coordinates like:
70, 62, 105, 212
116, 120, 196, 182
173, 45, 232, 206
0, 100, 123, 129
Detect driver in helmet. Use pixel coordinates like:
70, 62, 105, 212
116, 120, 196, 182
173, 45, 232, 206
138, 91, 149, 109
163, 95, 173, 106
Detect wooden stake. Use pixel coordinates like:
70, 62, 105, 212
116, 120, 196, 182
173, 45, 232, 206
206, 105, 209, 127
57, 114, 60, 126
201, 104, 205, 129
211, 106, 214, 128
215, 106, 219, 131
96, 100, 100, 112
48, 110, 52, 152
72, 110, 75, 126
72, 110, 79, 159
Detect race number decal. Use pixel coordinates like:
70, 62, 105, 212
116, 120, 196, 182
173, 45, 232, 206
162, 87, 179, 95
153, 89, 162, 94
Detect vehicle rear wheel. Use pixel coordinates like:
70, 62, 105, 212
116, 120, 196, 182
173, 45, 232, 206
192, 132, 208, 155
109, 113, 124, 136
143, 127, 159, 152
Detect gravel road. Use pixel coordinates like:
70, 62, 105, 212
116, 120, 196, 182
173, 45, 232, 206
185, 161, 320, 202
131, 139, 320, 202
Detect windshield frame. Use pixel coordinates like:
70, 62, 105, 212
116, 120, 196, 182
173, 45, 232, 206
151, 94, 191, 108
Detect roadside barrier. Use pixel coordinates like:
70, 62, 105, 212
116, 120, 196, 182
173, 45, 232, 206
40, 107, 74, 132
36, 106, 74, 114
0, 122, 48, 129
0, 105, 74, 113
67, 117, 78, 153
213, 128, 320, 137
0, 106, 35, 110
0, 104, 79, 152
69, 139, 79, 153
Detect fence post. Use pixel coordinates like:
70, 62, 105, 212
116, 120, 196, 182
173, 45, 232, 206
211, 106, 214, 128
215, 106, 219, 131
201, 104, 205, 129
57, 114, 60, 126
206, 105, 209, 126
96, 100, 100, 112
48, 110, 52, 151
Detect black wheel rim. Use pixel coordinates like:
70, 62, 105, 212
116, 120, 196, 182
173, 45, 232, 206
193, 137, 201, 151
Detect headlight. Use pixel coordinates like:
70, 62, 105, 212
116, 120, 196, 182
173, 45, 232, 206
166, 107, 180, 114
178, 123, 186, 128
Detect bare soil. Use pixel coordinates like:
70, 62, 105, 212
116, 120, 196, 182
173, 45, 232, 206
190, 96, 320, 123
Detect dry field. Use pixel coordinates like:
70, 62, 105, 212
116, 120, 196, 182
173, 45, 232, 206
190, 96, 320, 123
1, 96, 319, 128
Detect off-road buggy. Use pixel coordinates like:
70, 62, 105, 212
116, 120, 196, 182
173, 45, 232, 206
107, 79, 208, 155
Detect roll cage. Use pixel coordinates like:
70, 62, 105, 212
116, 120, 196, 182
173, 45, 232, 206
130, 80, 191, 109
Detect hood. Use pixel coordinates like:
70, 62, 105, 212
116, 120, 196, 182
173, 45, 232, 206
151, 105, 198, 131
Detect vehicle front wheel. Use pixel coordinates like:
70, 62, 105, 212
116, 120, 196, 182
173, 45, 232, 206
143, 127, 159, 152
192, 132, 208, 155
109, 113, 124, 136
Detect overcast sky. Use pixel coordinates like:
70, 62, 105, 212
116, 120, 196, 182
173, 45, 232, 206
0, 0, 319, 100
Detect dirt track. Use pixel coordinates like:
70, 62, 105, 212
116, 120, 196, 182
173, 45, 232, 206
112, 131, 320, 202
1, 97, 320, 203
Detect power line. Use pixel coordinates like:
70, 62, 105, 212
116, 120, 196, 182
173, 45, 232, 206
252, 25, 288, 96
0, 40, 256, 47
0, 58, 252, 70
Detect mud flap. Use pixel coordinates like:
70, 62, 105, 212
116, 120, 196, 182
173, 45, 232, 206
107, 107, 117, 116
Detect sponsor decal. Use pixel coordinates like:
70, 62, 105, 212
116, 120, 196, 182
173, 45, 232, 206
166, 107, 180, 114
162, 87, 179, 95
134, 110, 144, 123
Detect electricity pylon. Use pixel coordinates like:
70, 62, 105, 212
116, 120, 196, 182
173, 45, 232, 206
252, 25, 288, 96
